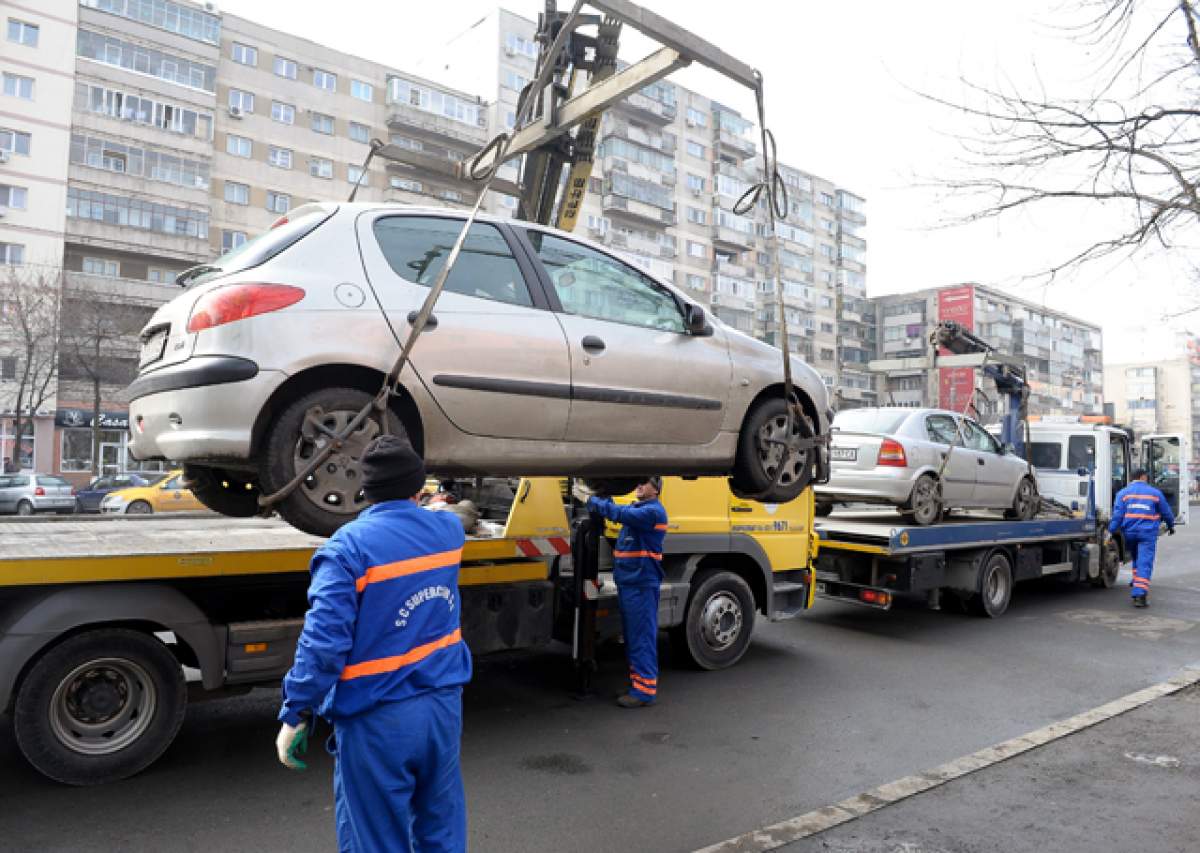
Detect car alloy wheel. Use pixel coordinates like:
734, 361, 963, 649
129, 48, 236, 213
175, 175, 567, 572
907, 475, 941, 526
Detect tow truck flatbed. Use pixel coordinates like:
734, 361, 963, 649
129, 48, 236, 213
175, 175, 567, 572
813, 510, 1113, 614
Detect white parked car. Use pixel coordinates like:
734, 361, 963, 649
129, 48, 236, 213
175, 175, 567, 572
814, 407, 1039, 525
125, 204, 832, 536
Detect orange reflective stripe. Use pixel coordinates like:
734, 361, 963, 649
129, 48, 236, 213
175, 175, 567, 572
355, 548, 463, 592
1123, 493, 1158, 501
1125, 513, 1161, 520
630, 673, 658, 686
340, 629, 463, 681
613, 550, 663, 560
654, 524, 669, 530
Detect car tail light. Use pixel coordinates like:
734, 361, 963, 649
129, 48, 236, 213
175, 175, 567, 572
877, 439, 907, 467
187, 284, 305, 333
35, 486, 45, 496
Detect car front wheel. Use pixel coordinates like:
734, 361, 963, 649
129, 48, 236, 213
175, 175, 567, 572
730, 396, 816, 504
902, 474, 942, 526
1005, 476, 1039, 521
260, 386, 406, 537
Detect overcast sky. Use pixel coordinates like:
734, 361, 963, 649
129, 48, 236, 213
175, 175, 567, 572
216, 0, 1199, 362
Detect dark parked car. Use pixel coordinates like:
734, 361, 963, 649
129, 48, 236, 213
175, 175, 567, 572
75, 473, 165, 513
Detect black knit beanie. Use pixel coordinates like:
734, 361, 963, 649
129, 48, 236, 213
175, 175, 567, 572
361, 435, 426, 503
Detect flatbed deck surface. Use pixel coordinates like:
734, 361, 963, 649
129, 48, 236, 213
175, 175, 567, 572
816, 509, 1096, 556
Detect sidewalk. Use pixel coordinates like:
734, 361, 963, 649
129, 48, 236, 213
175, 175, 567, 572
779, 681, 1200, 853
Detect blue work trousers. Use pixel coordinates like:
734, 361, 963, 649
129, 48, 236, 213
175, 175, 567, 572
331, 687, 466, 853
618, 585, 660, 702
1126, 534, 1157, 599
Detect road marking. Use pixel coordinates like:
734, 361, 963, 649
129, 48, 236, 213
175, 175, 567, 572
1123, 752, 1182, 769
694, 664, 1200, 853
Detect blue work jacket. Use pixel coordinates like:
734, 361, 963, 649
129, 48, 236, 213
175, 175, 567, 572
279, 500, 472, 726
1109, 480, 1176, 538
587, 496, 668, 588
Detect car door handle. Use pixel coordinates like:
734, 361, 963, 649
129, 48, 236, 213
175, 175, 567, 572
407, 311, 437, 329
977, 458, 986, 466
581, 335, 606, 353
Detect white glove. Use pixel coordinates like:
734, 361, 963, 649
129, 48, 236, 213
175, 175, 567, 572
571, 482, 594, 504
276, 720, 309, 771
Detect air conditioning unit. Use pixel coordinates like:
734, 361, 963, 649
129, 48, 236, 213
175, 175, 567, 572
0, 150, 9, 165
228, 106, 243, 119
691, 188, 701, 197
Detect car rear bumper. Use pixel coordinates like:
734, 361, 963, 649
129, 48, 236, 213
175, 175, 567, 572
32, 497, 76, 512
127, 360, 286, 462
814, 470, 914, 504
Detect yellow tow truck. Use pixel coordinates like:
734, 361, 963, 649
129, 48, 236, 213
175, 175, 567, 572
0, 477, 817, 784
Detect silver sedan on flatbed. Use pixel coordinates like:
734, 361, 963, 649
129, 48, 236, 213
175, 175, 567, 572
814, 407, 1039, 525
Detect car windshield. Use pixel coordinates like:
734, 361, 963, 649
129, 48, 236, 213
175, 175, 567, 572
832, 409, 909, 435
184, 205, 336, 287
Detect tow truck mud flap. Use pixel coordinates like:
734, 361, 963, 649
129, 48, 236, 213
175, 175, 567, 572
226, 619, 305, 683
461, 581, 554, 656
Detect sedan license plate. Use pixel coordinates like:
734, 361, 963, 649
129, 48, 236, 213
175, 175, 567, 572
831, 446, 857, 462
139, 329, 168, 367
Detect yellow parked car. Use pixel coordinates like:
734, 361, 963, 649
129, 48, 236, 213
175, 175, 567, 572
100, 471, 204, 515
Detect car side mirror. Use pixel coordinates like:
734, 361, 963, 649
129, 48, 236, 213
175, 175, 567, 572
1077, 467, 1090, 477
684, 303, 712, 337
1001, 443, 1015, 456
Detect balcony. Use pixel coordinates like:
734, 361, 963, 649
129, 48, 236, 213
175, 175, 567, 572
601, 155, 675, 188
715, 160, 759, 186
605, 121, 676, 154
65, 272, 181, 308
386, 101, 487, 147
712, 224, 755, 251
602, 194, 676, 226
715, 259, 754, 280
614, 92, 676, 125
716, 128, 756, 160
608, 230, 677, 260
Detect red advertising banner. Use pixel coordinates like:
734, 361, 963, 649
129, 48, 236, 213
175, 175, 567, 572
937, 285, 975, 413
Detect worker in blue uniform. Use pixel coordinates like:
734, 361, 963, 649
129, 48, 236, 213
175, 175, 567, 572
1109, 467, 1175, 608
276, 435, 471, 852
573, 477, 668, 708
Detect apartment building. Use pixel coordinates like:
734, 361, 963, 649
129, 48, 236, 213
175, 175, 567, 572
1104, 337, 1200, 471
1, 0, 77, 472
873, 283, 1104, 420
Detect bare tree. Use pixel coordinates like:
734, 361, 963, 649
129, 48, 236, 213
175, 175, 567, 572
59, 295, 152, 476
931, 0, 1200, 281
0, 264, 62, 472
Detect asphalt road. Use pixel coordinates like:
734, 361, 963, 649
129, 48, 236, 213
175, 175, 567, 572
2, 522, 1199, 853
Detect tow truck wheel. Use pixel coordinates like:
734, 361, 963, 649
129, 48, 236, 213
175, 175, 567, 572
1091, 536, 1121, 588
261, 387, 405, 537
184, 465, 261, 518
13, 629, 186, 786
731, 396, 813, 504
969, 552, 1013, 618
672, 570, 756, 670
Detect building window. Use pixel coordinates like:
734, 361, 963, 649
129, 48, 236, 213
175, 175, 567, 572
274, 56, 297, 79
311, 112, 334, 135
686, 140, 705, 159
271, 101, 295, 125
226, 134, 251, 158
71, 133, 211, 189
81, 0, 220, 44
687, 241, 706, 259
313, 68, 337, 91
0, 128, 31, 155
2, 73, 34, 100
390, 177, 422, 192
268, 146, 293, 169
0, 185, 27, 210
351, 79, 373, 102
439, 189, 463, 203
7, 19, 39, 47
76, 29, 217, 92
1, 242, 26, 265
1, 356, 16, 380
0, 419, 34, 468
686, 174, 705, 193
224, 181, 249, 205
821, 218, 835, 233
820, 191, 835, 207
504, 32, 539, 58
74, 81, 214, 140
502, 69, 529, 92
390, 135, 423, 152
66, 187, 209, 238
228, 89, 254, 114
385, 77, 481, 128
231, 42, 257, 66
147, 266, 173, 284
820, 322, 835, 333
686, 274, 706, 291
349, 121, 370, 144
309, 157, 333, 179
222, 229, 246, 252
82, 257, 120, 277
819, 243, 835, 259
266, 191, 290, 214
685, 107, 708, 127
348, 166, 366, 186
686, 207, 707, 225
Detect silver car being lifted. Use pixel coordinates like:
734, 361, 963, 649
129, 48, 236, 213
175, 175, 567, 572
814, 407, 1038, 525
125, 204, 831, 536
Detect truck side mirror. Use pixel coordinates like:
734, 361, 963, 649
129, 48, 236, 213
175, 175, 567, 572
1077, 467, 1090, 477
684, 303, 712, 337
1002, 443, 1016, 456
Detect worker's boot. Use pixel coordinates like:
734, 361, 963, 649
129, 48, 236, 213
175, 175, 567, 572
1133, 596, 1148, 608
616, 693, 653, 709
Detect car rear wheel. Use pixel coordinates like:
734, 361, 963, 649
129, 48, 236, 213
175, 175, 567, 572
730, 396, 815, 504
261, 386, 406, 537
184, 465, 261, 518
126, 500, 153, 515
1005, 476, 1039, 521
17, 500, 34, 516
902, 474, 942, 526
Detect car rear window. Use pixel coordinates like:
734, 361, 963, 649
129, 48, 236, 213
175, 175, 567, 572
187, 205, 336, 287
38, 476, 70, 487
833, 409, 909, 435
1, 476, 30, 487
1029, 442, 1062, 469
